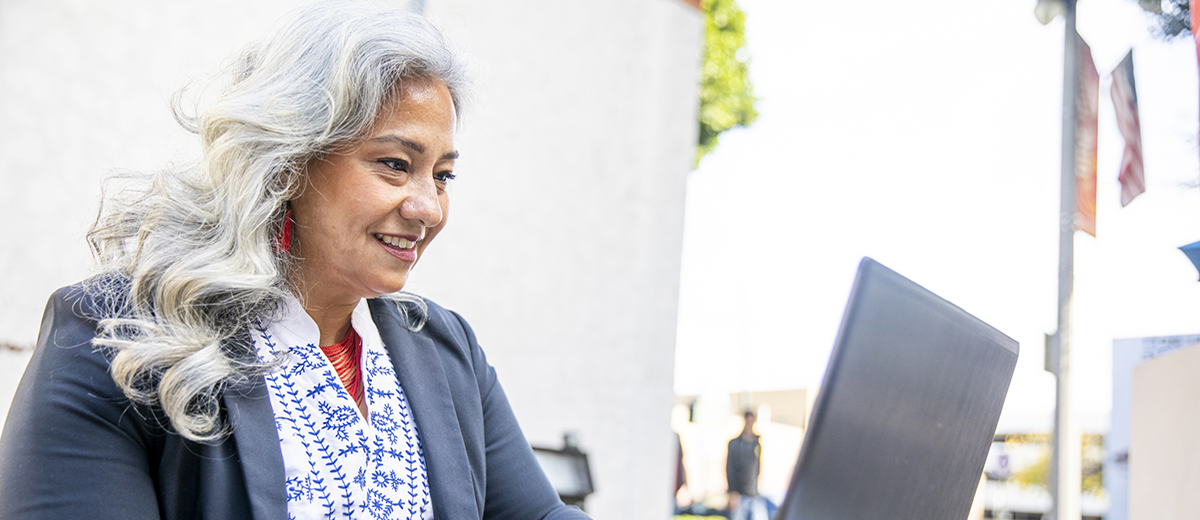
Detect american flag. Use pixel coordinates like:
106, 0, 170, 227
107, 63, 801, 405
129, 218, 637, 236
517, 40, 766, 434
1110, 51, 1145, 207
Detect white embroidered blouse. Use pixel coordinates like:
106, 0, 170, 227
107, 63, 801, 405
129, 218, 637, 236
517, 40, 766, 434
254, 297, 434, 520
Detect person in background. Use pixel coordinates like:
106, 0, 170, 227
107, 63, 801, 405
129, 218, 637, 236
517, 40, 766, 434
0, 3, 590, 519
727, 410, 767, 520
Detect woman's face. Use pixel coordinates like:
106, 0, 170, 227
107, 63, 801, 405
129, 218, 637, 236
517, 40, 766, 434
291, 78, 457, 305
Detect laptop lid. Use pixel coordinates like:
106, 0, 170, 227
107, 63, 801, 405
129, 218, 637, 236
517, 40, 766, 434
773, 258, 1018, 520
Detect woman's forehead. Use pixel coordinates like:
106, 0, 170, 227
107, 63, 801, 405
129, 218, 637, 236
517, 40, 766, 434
370, 80, 456, 143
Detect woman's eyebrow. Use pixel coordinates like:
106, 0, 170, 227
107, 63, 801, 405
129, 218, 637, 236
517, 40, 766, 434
367, 135, 458, 160
369, 135, 425, 153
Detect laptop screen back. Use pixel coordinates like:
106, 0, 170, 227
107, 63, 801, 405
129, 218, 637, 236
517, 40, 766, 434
774, 258, 1018, 520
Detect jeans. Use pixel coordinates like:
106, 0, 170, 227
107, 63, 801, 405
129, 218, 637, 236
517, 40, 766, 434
731, 495, 769, 520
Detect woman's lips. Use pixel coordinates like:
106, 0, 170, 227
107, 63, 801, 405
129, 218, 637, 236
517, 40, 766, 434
374, 233, 418, 262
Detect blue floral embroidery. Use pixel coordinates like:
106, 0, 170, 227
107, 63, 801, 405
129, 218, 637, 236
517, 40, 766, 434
319, 402, 360, 442
286, 475, 312, 502
371, 403, 401, 445
372, 469, 404, 491
354, 467, 368, 490
257, 306, 433, 520
362, 488, 399, 520
261, 326, 335, 516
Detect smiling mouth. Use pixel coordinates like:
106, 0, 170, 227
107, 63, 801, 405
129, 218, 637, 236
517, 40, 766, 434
374, 233, 416, 249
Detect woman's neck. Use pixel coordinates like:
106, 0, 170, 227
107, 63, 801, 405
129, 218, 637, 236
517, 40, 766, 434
293, 288, 358, 346
289, 269, 361, 346
304, 303, 355, 346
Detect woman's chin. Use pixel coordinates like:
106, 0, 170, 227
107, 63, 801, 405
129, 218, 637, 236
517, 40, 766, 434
372, 274, 411, 295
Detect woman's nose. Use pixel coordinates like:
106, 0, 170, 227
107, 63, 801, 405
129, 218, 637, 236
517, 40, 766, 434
400, 174, 443, 228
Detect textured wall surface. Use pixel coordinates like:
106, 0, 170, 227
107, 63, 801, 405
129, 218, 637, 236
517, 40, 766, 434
0, 1, 701, 518
415, 1, 701, 517
1130, 343, 1200, 520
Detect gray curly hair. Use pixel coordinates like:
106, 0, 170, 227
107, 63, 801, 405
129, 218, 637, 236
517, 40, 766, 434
85, 1, 470, 442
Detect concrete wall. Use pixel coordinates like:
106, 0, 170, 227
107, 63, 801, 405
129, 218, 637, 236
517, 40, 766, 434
414, 1, 701, 517
0, 1, 702, 518
1130, 342, 1200, 519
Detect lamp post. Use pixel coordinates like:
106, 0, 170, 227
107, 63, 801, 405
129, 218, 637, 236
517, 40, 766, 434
1035, 0, 1081, 518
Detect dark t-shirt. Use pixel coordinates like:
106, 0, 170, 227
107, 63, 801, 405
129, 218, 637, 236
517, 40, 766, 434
726, 435, 761, 496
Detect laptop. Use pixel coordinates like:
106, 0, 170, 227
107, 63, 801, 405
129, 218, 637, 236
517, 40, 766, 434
773, 258, 1018, 520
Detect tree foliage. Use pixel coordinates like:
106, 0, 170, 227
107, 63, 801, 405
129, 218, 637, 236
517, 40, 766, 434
1136, 0, 1192, 39
697, 0, 758, 166
1005, 433, 1105, 495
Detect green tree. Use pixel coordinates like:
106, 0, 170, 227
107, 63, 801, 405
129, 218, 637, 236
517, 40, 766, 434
1135, 0, 1191, 39
697, 0, 758, 166
1006, 433, 1105, 495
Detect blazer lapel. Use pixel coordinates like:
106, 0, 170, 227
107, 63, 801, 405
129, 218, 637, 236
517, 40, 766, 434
224, 376, 288, 520
369, 299, 479, 520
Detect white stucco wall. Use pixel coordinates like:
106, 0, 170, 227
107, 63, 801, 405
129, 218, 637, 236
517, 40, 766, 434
0, 1, 701, 518
413, 2, 701, 517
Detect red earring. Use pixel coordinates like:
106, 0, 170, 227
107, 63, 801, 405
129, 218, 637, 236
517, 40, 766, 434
273, 208, 293, 254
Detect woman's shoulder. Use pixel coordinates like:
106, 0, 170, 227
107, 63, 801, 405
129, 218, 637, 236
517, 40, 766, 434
45, 272, 133, 322
30, 275, 155, 416
0, 278, 166, 518
369, 293, 469, 336
420, 297, 467, 329
18, 275, 157, 431
368, 294, 483, 362
419, 297, 484, 352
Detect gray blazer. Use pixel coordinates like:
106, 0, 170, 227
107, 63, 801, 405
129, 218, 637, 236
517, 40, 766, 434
0, 284, 590, 520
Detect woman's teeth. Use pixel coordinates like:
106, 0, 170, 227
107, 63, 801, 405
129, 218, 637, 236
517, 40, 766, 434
374, 234, 415, 249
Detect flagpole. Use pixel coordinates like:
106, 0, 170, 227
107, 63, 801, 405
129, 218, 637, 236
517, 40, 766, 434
1051, 1, 1082, 519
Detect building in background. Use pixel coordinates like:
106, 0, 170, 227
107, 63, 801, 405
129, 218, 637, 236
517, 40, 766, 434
1108, 334, 1200, 520
0, 1, 703, 517
1128, 341, 1200, 520
978, 333, 1200, 520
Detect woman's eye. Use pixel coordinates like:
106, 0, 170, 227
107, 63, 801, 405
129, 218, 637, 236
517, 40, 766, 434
379, 158, 410, 172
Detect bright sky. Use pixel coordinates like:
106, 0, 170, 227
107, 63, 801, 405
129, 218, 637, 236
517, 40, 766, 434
673, 0, 1200, 430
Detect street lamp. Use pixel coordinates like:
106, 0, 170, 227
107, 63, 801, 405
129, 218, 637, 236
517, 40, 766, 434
1035, 1, 1082, 519
1035, 0, 1068, 25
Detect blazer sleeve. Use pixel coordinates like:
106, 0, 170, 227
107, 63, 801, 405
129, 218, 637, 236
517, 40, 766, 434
0, 287, 162, 519
446, 311, 592, 520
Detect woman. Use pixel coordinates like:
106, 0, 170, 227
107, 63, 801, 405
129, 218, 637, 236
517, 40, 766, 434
0, 3, 590, 519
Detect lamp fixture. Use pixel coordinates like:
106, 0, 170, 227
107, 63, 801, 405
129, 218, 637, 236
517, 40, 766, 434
1035, 0, 1068, 24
